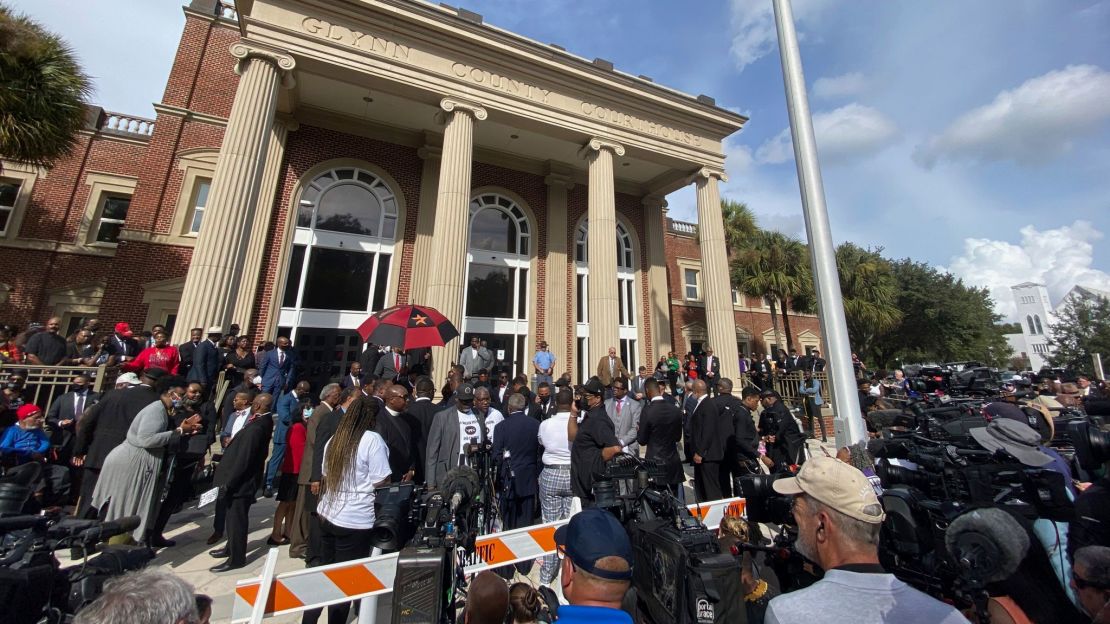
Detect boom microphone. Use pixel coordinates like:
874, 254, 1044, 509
442, 467, 479, 513
944, 507, 1029, 584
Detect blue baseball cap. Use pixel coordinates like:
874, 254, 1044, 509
554, 509, 633, 581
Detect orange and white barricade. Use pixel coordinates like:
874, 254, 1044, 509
232, 497, 746, 623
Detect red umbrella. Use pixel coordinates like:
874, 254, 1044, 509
356, 304, 459, 350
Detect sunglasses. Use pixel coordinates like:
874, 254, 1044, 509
1074, 572, 1109, 591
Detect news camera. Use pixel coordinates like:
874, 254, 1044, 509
589, 453, 746, 624
906, 362, 1000, 397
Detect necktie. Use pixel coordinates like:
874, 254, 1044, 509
610, 358, 615, 377
278, 350, 285, 366
75, 393, 84, 419
616, 399, 623, 416
394, 353, 400, 372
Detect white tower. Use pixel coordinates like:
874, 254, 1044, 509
1010, 282, 1054, 370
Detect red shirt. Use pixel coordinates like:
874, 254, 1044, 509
123, 346, 180, 375
281, 421, 307, 474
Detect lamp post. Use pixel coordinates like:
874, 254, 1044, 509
771, 0, 866, 445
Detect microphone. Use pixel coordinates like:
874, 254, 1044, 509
79, 516, 141, 542
442, 467, 480, 513
945, 507, 1029, 584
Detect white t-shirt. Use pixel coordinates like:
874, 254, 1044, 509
457, 410, 482, 466
483, 408, 505, 444
538, 411, 573, 465
317, 430, 392, 530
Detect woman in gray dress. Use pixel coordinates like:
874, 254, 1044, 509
91, 375, 201, 543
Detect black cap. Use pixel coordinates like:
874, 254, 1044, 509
456, 383, 475, 402
577, 376, 605, 397
758, 389, 777, 398
143, 367, 169, 381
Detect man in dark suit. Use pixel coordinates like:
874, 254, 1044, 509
373, 348, 407, 382
359, 343, 383, 380
380, 385, 418, 482
406, 376, 439, 485
72, 368, 163, 517
102, 322, 140, 366
717, 380, 760, 482
339, 362, 365, 390
699, 347, 722, 397
799, 348, 826, 373
758, 390, 792, 438
689, 379, 729, 501
637, 379, 684, 497
406, 347, 432, 377
784, 349, 802, 372
492, 393, 541, 533
210, 393, 274, 572
177, 328, 203, 379
533, 382, 556, 421
258, 335, 297, 396
187, 327, 223, 392
46, 373, 99, 465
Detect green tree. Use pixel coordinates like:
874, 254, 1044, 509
1049, 295, 1110, 375
834, 243, 901, 363
870, 259, 1010, 368
0, 5, 91, 168
721, 199, 757, 257
730, 229, 812, 353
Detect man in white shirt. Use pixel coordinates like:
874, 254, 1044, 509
473, 386, 504, 444
536, 388, 575, 584
220, 392, 253, 448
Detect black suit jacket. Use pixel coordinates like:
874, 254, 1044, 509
637, 399, 684, 484
340, 373, 365, 390
377, 409, 416, 482
698, 356, 722, 383
214, 413, 273, 498
178, 340, 199, 377
689, 395, 726, 462
47, 390, 100, 458
359, 348, 383, 379
716, 395, 758, 462
74, 385, 159, 469
758, 400, 792, 438
492, 411, 541, 499
407, 398, 438, 484
187, 340, 221, 386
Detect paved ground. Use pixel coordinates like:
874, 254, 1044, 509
57, 436, 836, 623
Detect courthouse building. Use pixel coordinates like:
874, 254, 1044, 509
0, 0, 821, 384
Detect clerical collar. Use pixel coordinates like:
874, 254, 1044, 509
650, 396, 665, 402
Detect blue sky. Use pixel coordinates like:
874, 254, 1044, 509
12, 0, 1110, 319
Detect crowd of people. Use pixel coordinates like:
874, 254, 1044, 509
3, 315, 1110, 623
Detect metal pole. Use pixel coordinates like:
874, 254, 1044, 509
1094, 353, 1105, 381
357, 547, 383, 624
771, 0, 865, 445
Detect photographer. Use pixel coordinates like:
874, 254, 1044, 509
553, 508, 635, 623
570, 377, 622, 505
764, 457, 969, 623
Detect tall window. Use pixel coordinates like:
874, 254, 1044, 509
684, 268, 700, 301
279, 167, 397, 334
94, 195, 131, 244
1034, 315, 1043, 335
1027, 315, 1035, 335
575, 220, 638, 382
462, 193, 531, 377
0, 180, 19, 235
187, 178, 211, 234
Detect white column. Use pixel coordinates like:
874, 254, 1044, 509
642, 194, 673, 361
544, 169, 573, 376
175, 42, 295, 341
424, 98, 486, 380
694, 168, 740, 383
581, 138, 625, 372
409, 142, 442, 304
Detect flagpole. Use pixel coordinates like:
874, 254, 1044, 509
771, 0, 866, 445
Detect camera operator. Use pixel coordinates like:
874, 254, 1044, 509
1071, 446, 1110, 561
757, 390, 790, 438
764, 456, 969, 624
553, 508, 635, 623
760, 390, 805, 473
1073, 546, 1110, 623
569, 377, 622, 506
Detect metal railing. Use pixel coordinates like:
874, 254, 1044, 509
734, 370, 830, 404
0, 364, 121, 416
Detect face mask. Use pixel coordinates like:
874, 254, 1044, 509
70, 385, 86, 393
184, 397, 202, 408
171, 399, 183, 409
303, 407, 314, 419
6, 382, 23, 390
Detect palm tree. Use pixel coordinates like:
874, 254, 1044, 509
835, 243, 902, 362
0, 4, 91, 168
721, 198, 757, 257
731, 229, 813, 354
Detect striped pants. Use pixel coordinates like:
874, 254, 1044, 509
538, 465, 572, 583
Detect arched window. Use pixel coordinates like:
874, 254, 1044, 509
1034, 315, 1043, 335
280, 166, 397, 319
1027, 315, 1036, 335
462, 193, 532, 377
574, 220, 639, 382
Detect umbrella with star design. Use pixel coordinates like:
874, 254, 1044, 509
355, 304, 459, 349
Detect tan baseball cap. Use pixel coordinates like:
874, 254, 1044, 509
773, 456, 885, 524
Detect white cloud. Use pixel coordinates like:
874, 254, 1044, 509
756, 103, 899, 164
915, 64, 1110, 168
728, 0, 835, 72
812, 72, 867, 100
945, 220, 1110, 320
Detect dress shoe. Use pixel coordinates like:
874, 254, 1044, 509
148, 536, 176, 548
266, 537, 289, 546
210, 561, 246, 573
262, 488, 274, 498
206, 532, 223, 545
208, 548, 229, 558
